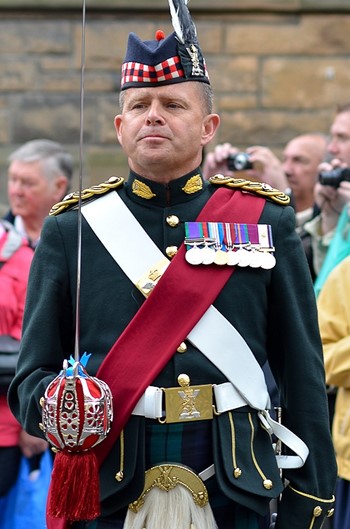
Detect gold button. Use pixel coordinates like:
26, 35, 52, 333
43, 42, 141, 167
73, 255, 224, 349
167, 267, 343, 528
166, 215, 180, 227
166, 246, 178, 258
313, 506, 322, 517
178, 373, 190, 387
234, 468, 242, 478
177, 342, 187, 353
263, 479, 273, 490
327, 508, 335, 518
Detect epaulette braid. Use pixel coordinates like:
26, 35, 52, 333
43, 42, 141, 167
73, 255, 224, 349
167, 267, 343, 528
49, 176, 124, 216
209, 174, 290, 206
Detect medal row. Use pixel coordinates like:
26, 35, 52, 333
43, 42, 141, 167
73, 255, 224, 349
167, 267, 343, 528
184, 222, 276, 269
185, 243, 276, 269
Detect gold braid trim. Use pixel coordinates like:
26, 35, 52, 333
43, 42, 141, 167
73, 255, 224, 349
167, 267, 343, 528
288, 485, 335, 504
49, 176, 125, 216
209, 174, 290, 206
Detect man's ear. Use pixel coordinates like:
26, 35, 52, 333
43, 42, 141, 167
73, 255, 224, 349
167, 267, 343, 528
114, 115, 123, 146
54, 176, 69, 201
201, 113, 220, 147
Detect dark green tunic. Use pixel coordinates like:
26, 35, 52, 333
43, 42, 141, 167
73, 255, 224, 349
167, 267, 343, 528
8, 170, 336, 528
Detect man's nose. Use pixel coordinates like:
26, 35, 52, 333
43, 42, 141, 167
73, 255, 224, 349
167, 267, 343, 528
146, 102, 164, 124
8, 180, 23, 192
282, 161, 292, 175
327, 138, 338, 155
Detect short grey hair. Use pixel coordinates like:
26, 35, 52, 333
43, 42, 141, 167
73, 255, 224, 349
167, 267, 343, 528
119, 81, 215, 115
8, 139, 73, 185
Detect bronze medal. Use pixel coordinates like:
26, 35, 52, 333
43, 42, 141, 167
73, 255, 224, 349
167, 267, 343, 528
214, 249, 228, 266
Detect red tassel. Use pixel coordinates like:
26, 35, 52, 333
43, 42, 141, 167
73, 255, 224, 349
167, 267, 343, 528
48, 450, 100, 522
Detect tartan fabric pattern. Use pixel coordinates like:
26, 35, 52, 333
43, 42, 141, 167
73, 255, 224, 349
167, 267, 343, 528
144, 419, 261, 528
121, 56, 184, 87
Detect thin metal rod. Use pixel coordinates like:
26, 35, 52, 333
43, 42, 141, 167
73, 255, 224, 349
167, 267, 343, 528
74, 0, 86, 362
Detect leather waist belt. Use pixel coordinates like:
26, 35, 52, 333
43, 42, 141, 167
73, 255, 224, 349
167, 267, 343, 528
132, 381, 247, 423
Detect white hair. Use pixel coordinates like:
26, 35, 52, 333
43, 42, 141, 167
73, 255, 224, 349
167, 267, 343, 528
9, 139, 73, 185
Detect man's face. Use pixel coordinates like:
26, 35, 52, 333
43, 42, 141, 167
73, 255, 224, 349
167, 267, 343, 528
8, 159, 64, 222
114, 82, 219, 182
282, 136, 326, 202
328, 111, 350, 165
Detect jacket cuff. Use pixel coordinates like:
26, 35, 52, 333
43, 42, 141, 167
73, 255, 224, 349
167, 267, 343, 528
275, 485, 335, 529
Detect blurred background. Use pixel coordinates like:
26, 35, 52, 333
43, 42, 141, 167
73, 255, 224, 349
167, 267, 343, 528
1, 0, 350, 211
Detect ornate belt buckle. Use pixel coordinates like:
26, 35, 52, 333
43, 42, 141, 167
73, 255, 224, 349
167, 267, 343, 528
135, 257, 170, 298
162, 374, 213, 424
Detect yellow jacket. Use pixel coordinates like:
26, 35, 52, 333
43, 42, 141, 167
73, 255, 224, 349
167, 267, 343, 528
318, 254, 350, 481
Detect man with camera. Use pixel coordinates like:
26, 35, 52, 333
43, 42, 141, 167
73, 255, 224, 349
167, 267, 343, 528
304, 103, 350, 277
202, 142, 289, 191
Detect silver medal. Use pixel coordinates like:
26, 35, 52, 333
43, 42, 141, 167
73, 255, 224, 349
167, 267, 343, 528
260, 252, 276, 270
202, 245, 216, 265
227, 249, 240, 266
185, 246, 203, 265
236, 248, 251, 267
249, 250, 263, 268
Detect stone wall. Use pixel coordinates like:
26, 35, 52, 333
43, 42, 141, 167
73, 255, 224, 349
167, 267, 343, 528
1, 0, 350, 206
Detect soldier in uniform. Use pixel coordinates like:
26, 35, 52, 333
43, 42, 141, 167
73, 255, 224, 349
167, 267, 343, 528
8, 1, 336, 529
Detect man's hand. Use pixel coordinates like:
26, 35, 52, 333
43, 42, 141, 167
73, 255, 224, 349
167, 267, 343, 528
245, 146, 288, 190
202, 143, 288, 191
315, 158, 350, 234
202, 142, 239, 179
19, 429, 48, 458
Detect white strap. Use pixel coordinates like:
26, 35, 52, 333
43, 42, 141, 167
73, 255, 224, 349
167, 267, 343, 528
258, 411, 309, 469
213, 382, 248, 413
82, 191, 269, 410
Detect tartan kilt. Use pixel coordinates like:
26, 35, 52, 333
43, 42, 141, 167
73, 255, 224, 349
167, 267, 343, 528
144, 418, 262, 529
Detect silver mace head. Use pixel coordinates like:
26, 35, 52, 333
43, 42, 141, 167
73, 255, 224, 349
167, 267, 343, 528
40, 359, 113, 452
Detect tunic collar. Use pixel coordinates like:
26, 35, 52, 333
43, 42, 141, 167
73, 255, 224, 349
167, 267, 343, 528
125, 168, 205, 207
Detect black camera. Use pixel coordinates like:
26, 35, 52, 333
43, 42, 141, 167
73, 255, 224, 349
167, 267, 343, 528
318, 167, 350, 188
227, 152, 253, 171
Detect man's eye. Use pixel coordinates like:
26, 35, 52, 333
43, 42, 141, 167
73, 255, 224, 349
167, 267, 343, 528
130, 103, 147, 110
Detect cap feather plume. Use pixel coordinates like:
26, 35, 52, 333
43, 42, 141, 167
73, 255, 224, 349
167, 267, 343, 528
168, 0, 198, 46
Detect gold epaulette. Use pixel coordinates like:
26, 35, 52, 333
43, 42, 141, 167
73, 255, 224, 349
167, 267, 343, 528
49, 176, 125, 216
209, 174, 290, 206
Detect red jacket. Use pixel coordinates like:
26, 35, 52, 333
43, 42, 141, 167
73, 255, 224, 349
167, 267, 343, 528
0, 222, 33, 446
